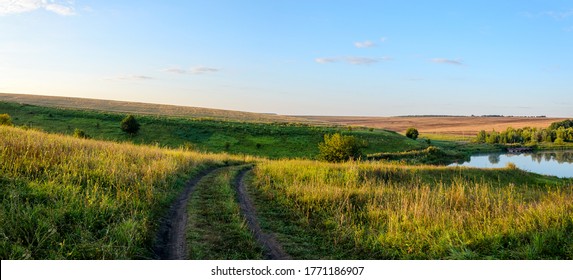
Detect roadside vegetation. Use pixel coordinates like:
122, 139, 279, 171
0, 125, 239, 259
250, 159, 573, 259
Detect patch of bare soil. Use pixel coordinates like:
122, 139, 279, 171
153, 166, 220, 260
300, 116, 567, 135
234, 167, 291, 260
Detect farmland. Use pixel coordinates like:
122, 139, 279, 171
302, 115, 568, 136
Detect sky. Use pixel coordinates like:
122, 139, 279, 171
0, 0, 572, 117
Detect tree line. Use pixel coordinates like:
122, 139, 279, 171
475, 119, 573, 145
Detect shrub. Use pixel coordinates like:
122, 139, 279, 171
73, 128, 90, 139
0, 113, 13, 126
318, 133, 365, 163
405, 127, 419, 140
120, 115, 140, 135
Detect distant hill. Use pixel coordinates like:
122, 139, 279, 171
0, 93, 310, 123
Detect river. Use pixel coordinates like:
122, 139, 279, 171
449, 150, 573, 178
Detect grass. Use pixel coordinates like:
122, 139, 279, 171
0, 125, 240, 259
250, 159, 573, 259
186, 166, 264, 259
0, 92, 307, 123
0, 101, 424, 159
2, 98, 572, 260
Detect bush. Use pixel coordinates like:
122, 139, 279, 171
0, 113, 13, 126
405, 127, 419, 140
318, 133, 365, 162
120, 115, 140, 135
73, 128, 90, 139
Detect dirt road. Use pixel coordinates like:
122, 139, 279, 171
153, 167, 220, 260
234, 167, 291, 260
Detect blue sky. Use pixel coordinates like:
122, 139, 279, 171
1, 1, 572, 116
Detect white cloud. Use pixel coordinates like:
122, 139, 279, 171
162, 67, 187, 74
162, 66, 220, 75
315, 56, 390, 65
431, 58, 464, 66
315, 57, 339, 64
190, 66, 220, 74
0, 0, 75, 16
380, 37, 388, 42
108, 75, 154, 81
354, 40, 376, 48
346, 56, 379, 65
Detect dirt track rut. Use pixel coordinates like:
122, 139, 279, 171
234, 167, 291, 260
154, 165, 289, 260
153, 166, 219, 260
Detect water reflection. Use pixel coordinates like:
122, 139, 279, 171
529, 151, 573, 164
451, 150, 573, 178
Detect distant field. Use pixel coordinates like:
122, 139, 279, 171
301, 116, 569, 136
0, 93, 309, 123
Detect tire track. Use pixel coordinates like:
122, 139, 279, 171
153, 166, 221, 260
234, 167, 291, 260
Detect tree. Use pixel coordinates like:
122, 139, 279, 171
405, 127, 419, 140
318, 133, 365, 163
0, 113, 13, 126
476, 130, 487, 143
120, 115, 140, 135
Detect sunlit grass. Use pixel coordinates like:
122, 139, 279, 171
0, 126, 240, 259
252, 159, 573, 259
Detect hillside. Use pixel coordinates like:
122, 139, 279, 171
0, 101, 424, 159
0, 93, 310, 124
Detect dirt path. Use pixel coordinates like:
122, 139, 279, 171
153, 166, 220, 260
234, 167, 291, 260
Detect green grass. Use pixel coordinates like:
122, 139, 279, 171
249, 159, 573, 259
0, 125, 239, 259
186, 166, 264, 259
0, 101, 423, 159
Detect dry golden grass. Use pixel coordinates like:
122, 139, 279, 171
302, 116, 568, 136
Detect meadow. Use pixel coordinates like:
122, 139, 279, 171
0, 92, 308, 124
0, 125, 239, 259
2, 95, 572, 260
0, 101, 424, 159
250, 160, 573, 259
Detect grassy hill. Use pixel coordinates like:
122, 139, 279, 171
0, 101, 424, 159
0, 93, 308, 123
0, 125, 240, 259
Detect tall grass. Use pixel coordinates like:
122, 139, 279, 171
252, 160, 573, 259
0, 126, 237, 259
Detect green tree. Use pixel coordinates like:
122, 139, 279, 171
549, 119, 573, 130
318, 133, 365, 163
405, 127, 419, 140
476, 130, 487, 143
120, 115, 140, 135
0, 113, 13, 126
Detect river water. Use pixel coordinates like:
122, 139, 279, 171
449, 150, 573, 178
